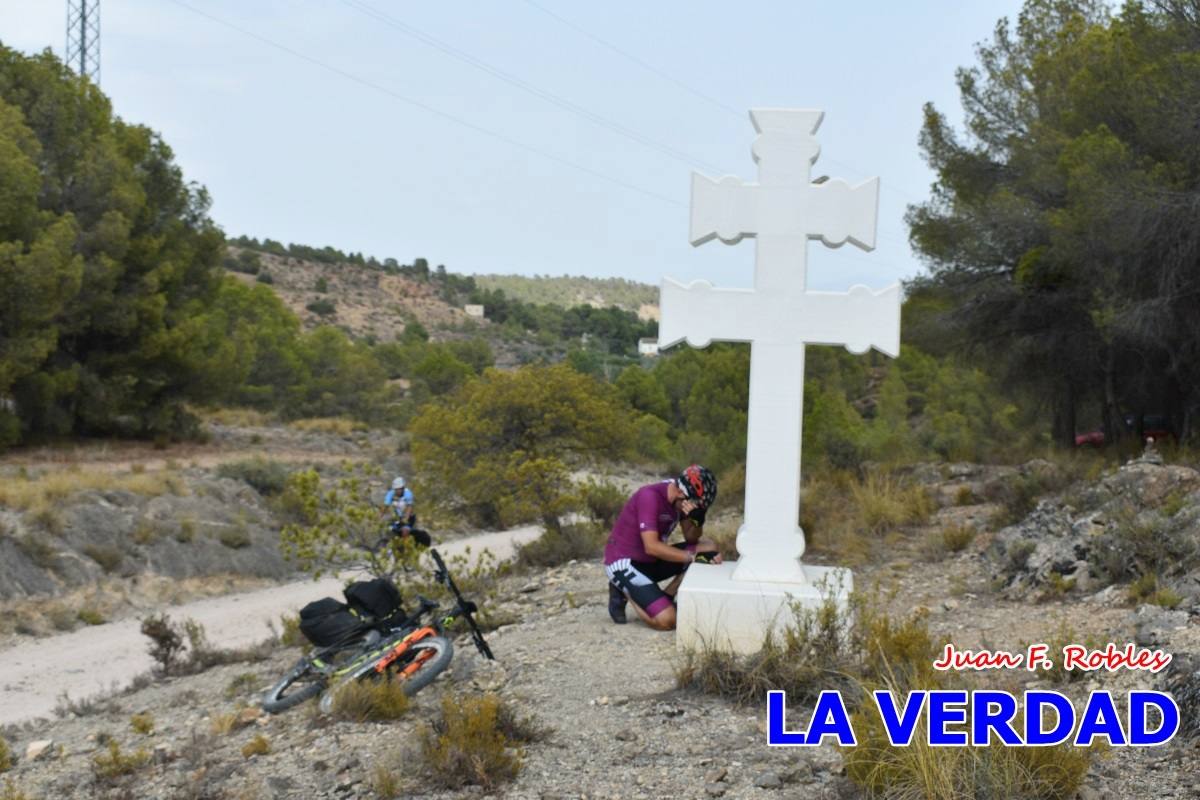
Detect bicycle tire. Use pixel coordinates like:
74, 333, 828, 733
261, 658, 327, 713
317, 635, 454, 714
395, 635, 453, 696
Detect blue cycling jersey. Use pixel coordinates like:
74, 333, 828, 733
384, 487, 414, 513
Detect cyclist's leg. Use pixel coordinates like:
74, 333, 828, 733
606, 560, 677, 631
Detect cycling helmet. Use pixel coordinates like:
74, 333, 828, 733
677, 464, 717, 509
391, 476, 406, 490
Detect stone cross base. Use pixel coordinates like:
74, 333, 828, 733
675, 562, 853, 654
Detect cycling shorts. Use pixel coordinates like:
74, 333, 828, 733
605, 543, 715, 618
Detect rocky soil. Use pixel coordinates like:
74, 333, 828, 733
2, 455, 1199, 798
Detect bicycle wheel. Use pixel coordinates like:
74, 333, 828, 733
261, 657, 328, 713
394, 635, 453, 696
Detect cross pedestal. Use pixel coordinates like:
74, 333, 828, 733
660, 109, 901, 653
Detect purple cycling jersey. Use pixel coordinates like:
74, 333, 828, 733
603, 481, 679, 565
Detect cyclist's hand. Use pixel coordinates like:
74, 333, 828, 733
712, 552, 724, 565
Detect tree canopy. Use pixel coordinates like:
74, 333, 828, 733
0, 45, 227, 444
908, 0, 1200, 444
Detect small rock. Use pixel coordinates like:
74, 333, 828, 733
519, 582, 540, 593
236, 707, 263, 728
152, 743, 175, 765
705, 785, 727, 797
597, 696, 609, 706
705, 767, 728, 783
615, 730, 637, 742
941, 599, 959, 612
25, 740, 53, 761
754, 770, 782, 789
610, 695, 630, 706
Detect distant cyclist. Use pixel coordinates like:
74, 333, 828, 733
381, 476, 430, 548
604, 465, 721, 630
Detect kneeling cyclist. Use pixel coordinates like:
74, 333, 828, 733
604, 464, 721, 630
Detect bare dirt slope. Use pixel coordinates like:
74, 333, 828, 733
230, 251, 472, 342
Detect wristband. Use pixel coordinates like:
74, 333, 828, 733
686, 543, 698, 555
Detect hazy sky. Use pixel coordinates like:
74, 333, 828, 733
2, 1, 1025, 290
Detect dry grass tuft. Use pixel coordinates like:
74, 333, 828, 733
0, 469, 186, 515
0, 780, 30, 800
288, 417, 367, 435
240, 735, 270, 758
0, 737, 11, 773
844, 703, 1091, 800
328, 677, 411, 723
197, 407, 275, 427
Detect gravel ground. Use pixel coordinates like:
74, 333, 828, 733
2, 544, 1198, 800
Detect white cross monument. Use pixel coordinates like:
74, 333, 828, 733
661, 109, 901, 652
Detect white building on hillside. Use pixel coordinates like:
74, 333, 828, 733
638, 338, 659, 357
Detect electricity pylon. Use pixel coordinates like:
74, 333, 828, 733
65, 0, 100, 83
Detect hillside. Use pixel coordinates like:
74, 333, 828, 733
473, 274, 659, 320
227, 248, 472, 343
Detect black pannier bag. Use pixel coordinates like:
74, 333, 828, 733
298, 597, 365, 647
344, 578, 405, 625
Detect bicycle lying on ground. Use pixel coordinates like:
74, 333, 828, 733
262, 549, 494, 714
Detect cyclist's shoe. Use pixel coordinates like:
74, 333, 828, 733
608, 582, 627, 624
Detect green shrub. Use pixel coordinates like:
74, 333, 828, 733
218, 523, 252, 549
216, 457, 289, 495
923, 524, 976, 560
83, 543, 123, 573
255, 271, 274, 284
176, 517, 196, 543
417, 694, 528, 791
16, 534, 57, 568
328, 677, 411, 723
225, 672, 260, 699
306, 298, 336, 316
515, 522, 605, 570
92, 740, 150, 780
141, 614, 185, 675
577, 479, 625, 527
130, 713, 154, 735
77, 608, 106, 626
1127, 573, 1183, 608
0, 737, 10, 772
131, 517, 162, 545
1002, 540, 1037, 579
30, 507, 64, 535
278, 614, 306, 649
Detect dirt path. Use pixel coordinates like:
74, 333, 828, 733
0, 525, 543, 726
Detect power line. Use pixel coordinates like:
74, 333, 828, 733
339, 0, 911, 252
520, 0, 930, 207
338, 0, 731, 175
164, 0, 685, 210
163, 1, 913, 274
